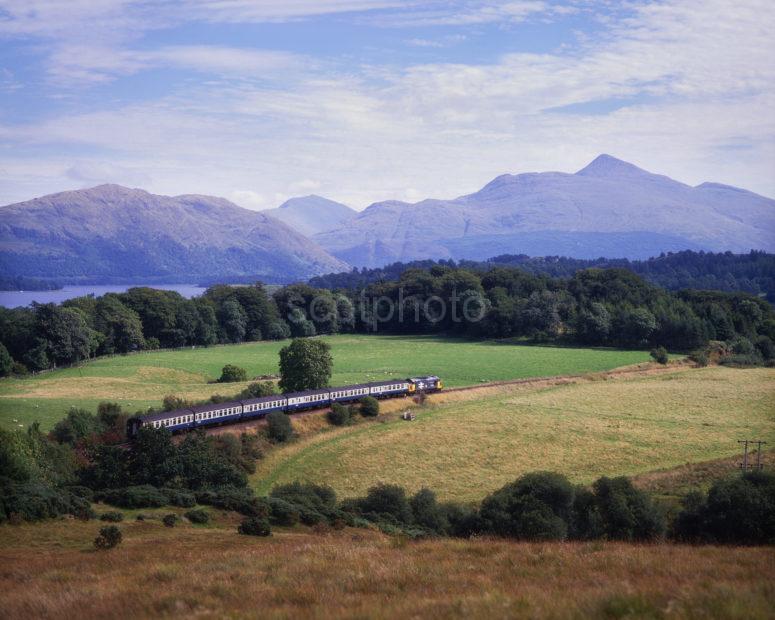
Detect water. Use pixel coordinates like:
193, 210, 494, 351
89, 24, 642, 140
0, 284, 208, 308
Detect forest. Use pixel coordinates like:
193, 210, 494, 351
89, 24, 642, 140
1, 263, 774, 376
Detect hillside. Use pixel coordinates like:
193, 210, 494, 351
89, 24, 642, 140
262, 194, 356, 236
0, 185, 348, 283
314, 155, 775, 267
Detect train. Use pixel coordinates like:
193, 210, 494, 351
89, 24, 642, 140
126, 375, 442, 439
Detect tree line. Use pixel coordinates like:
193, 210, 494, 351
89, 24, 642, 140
310, 250, 775, 301
1, 264, 774, 377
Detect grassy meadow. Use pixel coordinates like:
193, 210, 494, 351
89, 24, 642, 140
2, 510, 774, 619
253, 366, 775, 502
0, 335, 652, 430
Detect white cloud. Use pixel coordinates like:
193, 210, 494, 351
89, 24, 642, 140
1, 0, 774, 209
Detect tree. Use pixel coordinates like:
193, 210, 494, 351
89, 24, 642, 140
278, 338, 333, 393
359, 396, 379, 417
218, 364, 248, 383
650, 346, 669, 365
584, 476, 664, 541
129, 427, 179, 487
480, 472, 575, 541
94, 295, 145, 354
266, 411, 292, 443
410, 488, 447, 533
358, 483, 413, 524
219, 299, 247, 343
0, 342, 12, 377
239, 381, 277, 398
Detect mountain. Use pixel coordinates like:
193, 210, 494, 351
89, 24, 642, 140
262, 195, 356, 236
314, 155, 775, 267
0, 184, 348, 283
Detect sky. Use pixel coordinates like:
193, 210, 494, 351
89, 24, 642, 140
0, 0, 774, 210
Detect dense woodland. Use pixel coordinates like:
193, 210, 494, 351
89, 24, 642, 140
1, 262, 774, 376
310, 250, 775, 301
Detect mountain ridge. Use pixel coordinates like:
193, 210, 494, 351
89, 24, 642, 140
262, 194, 356, 236
312, 155, 775, 267
0, 184, 348, 283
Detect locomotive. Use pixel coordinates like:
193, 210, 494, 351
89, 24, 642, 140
126, 375, 442, 439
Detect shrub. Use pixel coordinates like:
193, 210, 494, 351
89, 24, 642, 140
689, 349, 709, 367
359, 396, 380, 417
270, 482, 337, 518
239, 381, 277, 399
358, 483, 414, 525
238, 516, 271, 536
409, 488, 447, 534
480, 472, 575, 540
218, 364, 248, 383
266, 320, 291, 340
266, 411, 293, 443
0, 481, 94, 523
162, 488, 196, 508
268, 497, 301, 526
162, 513, 178, 527
195, 487, 270, 518
580, 476, 665, 541
100, 511, 124, 522
327, 402, 351, 426
650, 346, 669, 365
185, 508, 210, 524
100, 485, 167, 509
720, 353, 762, 367
673, 471, 775, 544
94, 525, 122, 550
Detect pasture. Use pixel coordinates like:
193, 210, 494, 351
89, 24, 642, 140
0, 335, 651, 430
253, 366, 775, 502
1, 511, 773, 619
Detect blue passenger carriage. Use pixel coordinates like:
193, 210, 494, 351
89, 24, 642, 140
284, 388, 331, 412
331, 383, 370, 403
241, 395, 286, 420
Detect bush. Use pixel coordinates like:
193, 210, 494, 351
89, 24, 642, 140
578, 476, 665, 541
162, 488, 196, 508
195, 487, 270, 518
268, 497, 301, 526
357, 483, 414, 525
689, 349, 709, 367
650, 346, 669, 365
239, 381, 277, 399
359, 396, 380, 417
673, 471, 775, 544
266, 320, 291, 340
720, 353, 762, 367
218, 364, 248, 383
184, 508, 210, 524
162, 513, 178, 527
100, 485, 167, 509
100, 511, 124, 522
479, 472, 575, 541
327, 402, 351, 426
269, 482, 337, 518
409, 488, 447, 533
94, 525, 122, 549
0, 481, 94, 523
266, 411, 293, 443
238, 516, 271, 536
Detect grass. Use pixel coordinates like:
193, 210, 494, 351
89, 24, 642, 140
0, 334, 653, 430
252, 366, 775, 502
1, 515, 774, 619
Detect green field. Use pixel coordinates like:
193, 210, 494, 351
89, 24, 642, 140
0, 335, 652, 430
253, 366, 775, 502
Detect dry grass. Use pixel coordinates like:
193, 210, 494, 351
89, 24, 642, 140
1, 515, 773, 619
253, 366, 775, 501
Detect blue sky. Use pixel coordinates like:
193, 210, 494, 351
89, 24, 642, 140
0, 0, 773, 209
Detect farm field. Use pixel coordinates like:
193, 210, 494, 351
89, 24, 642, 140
0, 335, 652, 430
1, 512, 774, 620
253, 366, 775, 502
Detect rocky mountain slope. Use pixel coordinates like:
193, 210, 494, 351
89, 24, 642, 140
0, 184, 348, 283
313, 155, 775, 266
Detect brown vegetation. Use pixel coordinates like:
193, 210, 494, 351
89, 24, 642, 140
1, 514, 773, 619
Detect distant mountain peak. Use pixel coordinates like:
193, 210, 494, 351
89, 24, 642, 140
576, 154, 649, 178
266, 194, 356, 236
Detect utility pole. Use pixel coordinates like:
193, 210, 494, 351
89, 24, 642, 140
739, 439, 768, 471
